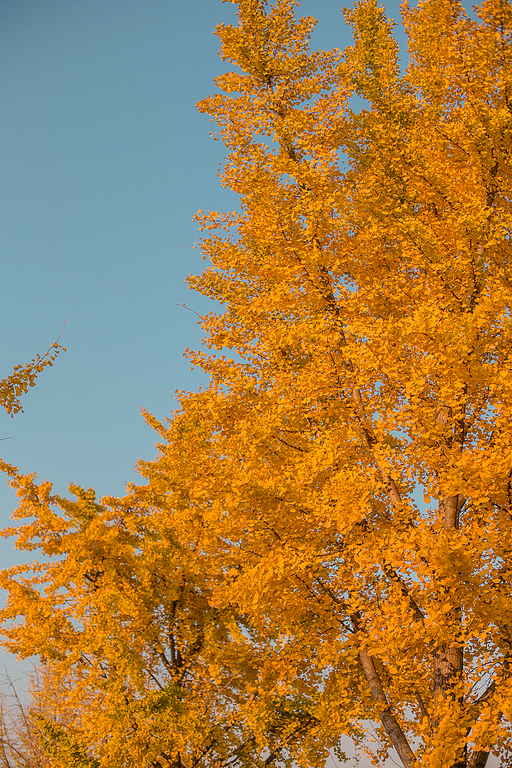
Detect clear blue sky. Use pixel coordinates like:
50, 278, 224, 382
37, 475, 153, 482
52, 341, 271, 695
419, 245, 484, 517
1, 2, 498, 765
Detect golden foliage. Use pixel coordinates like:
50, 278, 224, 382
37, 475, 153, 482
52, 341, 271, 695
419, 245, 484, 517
0, 334, 65, 417
2, 1, 512, 767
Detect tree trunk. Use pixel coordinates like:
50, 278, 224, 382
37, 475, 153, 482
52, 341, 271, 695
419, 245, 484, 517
359, 650, 416, 768
467, 750, 491, 768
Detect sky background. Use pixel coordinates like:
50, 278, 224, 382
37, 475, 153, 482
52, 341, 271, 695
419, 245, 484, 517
0, 1, 499, 765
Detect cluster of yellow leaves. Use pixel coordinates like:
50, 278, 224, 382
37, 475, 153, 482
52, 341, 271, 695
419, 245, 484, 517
0, 458, 325, 768
2, 1, 512, 767
0, 336, 65, 417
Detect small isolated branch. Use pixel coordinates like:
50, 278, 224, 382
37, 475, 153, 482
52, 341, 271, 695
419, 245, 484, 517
54, 318, 67, 346
475, 680, 495, 706
176, 303, 206, 322
39, 318, 67, 361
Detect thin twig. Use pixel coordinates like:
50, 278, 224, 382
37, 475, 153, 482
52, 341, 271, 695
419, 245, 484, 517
176, 303, 206, 321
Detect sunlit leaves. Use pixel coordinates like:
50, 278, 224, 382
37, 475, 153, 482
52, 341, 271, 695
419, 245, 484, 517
2, 0, 512, 767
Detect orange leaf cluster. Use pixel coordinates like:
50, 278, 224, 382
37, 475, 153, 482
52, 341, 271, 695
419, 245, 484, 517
2, 2, 512, 767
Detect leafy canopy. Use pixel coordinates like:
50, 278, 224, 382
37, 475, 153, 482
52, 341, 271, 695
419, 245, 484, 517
2, 1, 512, 767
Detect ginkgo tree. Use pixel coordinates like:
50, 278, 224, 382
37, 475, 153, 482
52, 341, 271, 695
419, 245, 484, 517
2, 0, 512, 767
